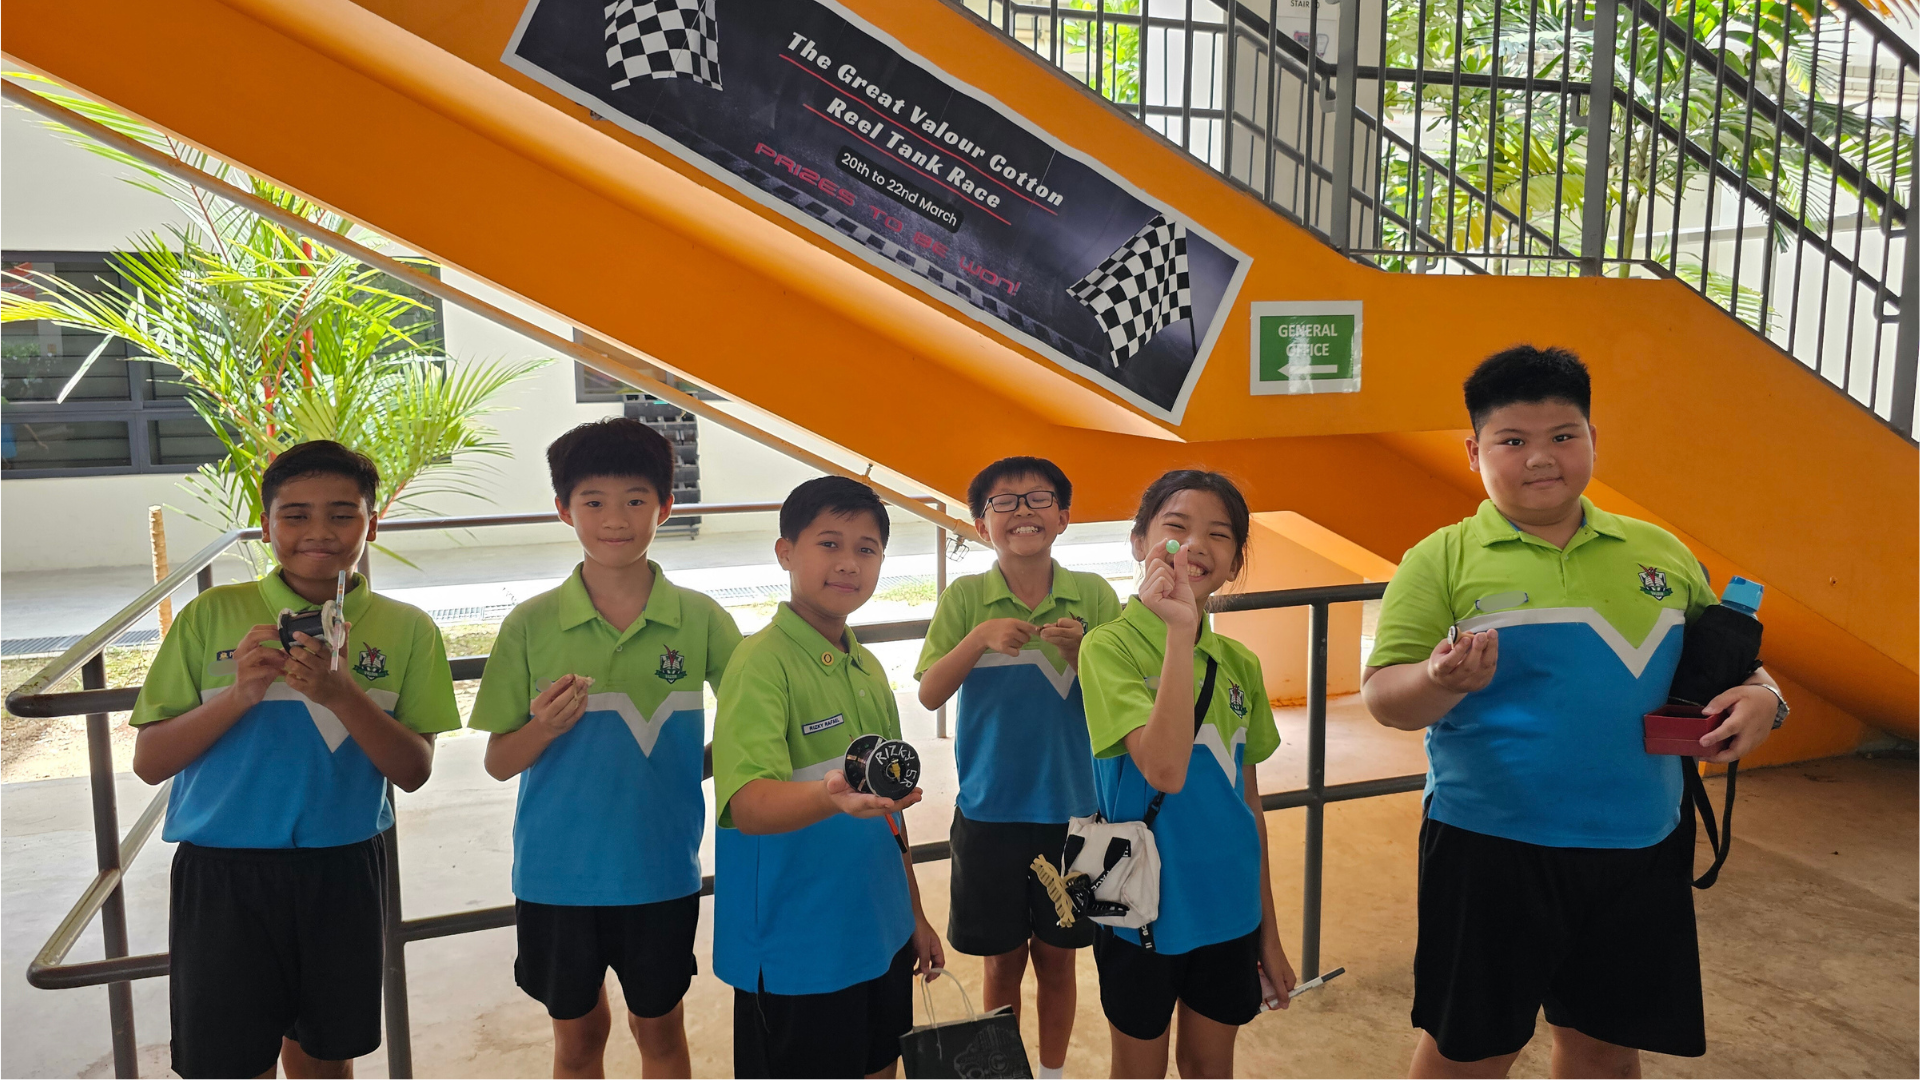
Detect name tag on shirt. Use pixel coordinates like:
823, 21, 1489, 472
803, 714, 845, 736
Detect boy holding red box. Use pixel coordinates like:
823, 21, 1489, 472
1364, 346, 1786, 1078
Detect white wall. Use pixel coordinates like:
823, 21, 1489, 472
0, 103, 832, 572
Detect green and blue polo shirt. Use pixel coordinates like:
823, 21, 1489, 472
1081, 598, 1280, 955
131, 571, 460, 849
1369, 497, 1716, 849
914, 562, 1121, 824
711, 603, 915, 996
469, 562, 742, 907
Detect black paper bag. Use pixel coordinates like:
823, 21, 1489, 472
900, 972, 1032, 1079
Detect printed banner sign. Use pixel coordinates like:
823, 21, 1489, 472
1249, 301, 1362, 395
505, 0, 1251, 421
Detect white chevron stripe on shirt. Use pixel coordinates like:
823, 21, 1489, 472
972, 649, 1078, 698
200, 683, 401, 753
792, 756, 843, 783
1456, 606, 1685, 678
565, 691, 704, 757
1194, 721, 1248, 784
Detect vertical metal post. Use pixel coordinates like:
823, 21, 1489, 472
1579, 0, 1619, 277
84, 653, 139, 1079
196, 565, 213, 594
381, 809, 413, 1078
1328, 0, 1365, 252
1893, 145, 1919, 435
935, 503, 950, 739
1300, 602, 1329, 980
1222, 1, 1238, 181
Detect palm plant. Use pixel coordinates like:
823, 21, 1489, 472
0, 80, 548, 569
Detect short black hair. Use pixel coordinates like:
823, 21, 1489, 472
260, 440, 379, 516
779, 475, 890, 546
1464, 345, 1591, 433
547, 417, 676, 504
1130, 469, 1252, 565
967, 456, 1073, 519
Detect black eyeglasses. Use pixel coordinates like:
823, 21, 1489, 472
984, 490, 1058, 513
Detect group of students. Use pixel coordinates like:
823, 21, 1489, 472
128, 345, 1787, 1080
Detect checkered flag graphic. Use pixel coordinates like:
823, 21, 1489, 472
1066, 215, 1193, 368
605, 0, 722, 91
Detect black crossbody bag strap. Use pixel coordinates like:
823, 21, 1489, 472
1136, 656, 1219, 951
1681, 758, 1737, 889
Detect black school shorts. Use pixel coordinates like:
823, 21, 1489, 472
1093, 926, 1263, 1040
948, 808, 1095, 955
514, 894, 700, 1021
732, 940, 916, 1078
1412, 815, 1706, 1062
168, 836, 385, 1079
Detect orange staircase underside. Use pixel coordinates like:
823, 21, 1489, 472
5, 0, 1913, 754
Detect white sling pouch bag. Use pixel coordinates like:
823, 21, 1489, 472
1060, 657, 1218, 951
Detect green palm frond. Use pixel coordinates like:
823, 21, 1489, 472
2, 80, 549, 570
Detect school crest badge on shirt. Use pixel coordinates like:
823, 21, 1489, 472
1637, 565, 1673, 600
656, 646, 687, 684
1228, 683, 1249, 719
353, 643, 389, 680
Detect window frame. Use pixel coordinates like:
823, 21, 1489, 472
2, 250, 447, 479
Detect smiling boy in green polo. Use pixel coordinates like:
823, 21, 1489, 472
1364, 346, 1787, 1079
130, 441, 458, 1080
470, 418, 741, 1079
712, 476, 944, 1080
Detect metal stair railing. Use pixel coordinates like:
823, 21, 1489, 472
962, 0, 1919, 435
8, 503, 1412, 1078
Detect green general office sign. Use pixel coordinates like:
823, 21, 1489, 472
1250, 301, 1362, 395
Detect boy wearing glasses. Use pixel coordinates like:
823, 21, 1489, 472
916, 457, 1121, 1080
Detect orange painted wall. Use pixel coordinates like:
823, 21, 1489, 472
4, 0, 1909, 744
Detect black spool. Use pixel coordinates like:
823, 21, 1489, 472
278, 609, 326, 652
844, 733, 920, 800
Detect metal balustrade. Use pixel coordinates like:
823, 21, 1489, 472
7, 503, 1409, 1078
964, 0, 1919, 433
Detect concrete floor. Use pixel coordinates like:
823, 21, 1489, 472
3, 684, 1913, 1079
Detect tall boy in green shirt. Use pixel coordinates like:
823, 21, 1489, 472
130, 440, 459, 1079
1364, 346, 1786, 1078
470, 417, 741, 1079
711, 476, 943, 1079
915, 455, 1120, 1080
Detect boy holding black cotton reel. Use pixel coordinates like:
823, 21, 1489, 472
915, 456, 1121, 1079
471, 418, 742, 1079
129, 441, 459, 1079
1364, 346, 1787, 1078
712, 476, 944, 1079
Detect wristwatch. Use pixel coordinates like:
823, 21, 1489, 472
1754, 683, 1790, 729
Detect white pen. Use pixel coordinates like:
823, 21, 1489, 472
1290, 967, 1346, 997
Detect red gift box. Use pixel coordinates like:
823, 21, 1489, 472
1644, 705, 1732, 756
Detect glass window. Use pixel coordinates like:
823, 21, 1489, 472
149, 416, 225, 467
2, 257, 133, 404
2, 419, 133, 471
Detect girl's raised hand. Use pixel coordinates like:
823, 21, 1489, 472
1140, 544, 1199, 632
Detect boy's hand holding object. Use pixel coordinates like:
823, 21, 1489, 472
283, 622, 357, 706
1036, 617, 1086, 667
976, 618, 1038, 657
531, 673, 593, 736
1427, 628, 1499, 694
